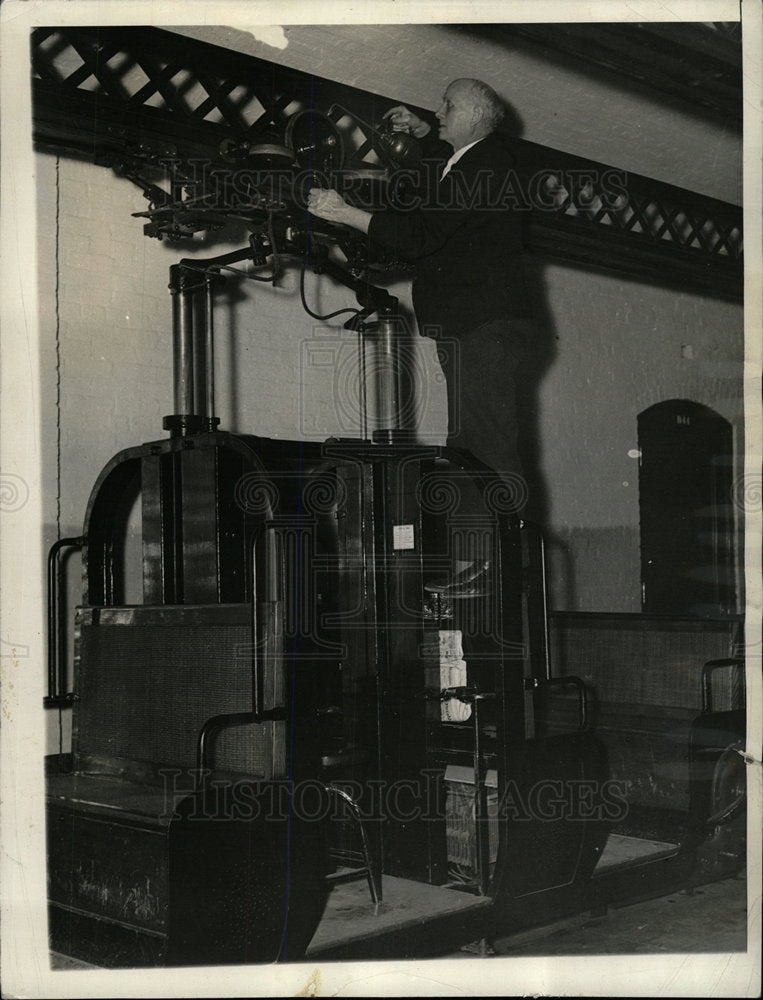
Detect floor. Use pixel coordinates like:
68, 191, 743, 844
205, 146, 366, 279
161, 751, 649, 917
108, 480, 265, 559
488, 872, 748, 957
51, 871, 747, 970
307, 872, 490, 956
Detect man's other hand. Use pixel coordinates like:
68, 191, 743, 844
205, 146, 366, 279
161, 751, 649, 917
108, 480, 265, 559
307, 187, 348, 224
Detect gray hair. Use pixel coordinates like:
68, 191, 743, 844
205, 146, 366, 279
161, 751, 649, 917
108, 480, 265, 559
460, 78, 506, 133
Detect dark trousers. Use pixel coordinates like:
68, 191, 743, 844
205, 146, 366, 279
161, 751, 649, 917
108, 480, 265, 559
435, 316, 532, 518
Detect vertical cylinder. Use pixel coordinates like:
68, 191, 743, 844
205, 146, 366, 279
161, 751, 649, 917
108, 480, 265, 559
204, 276, 215, 423
373, 312, 401, 441
171, 264, 195, 416
192, 290, 207, 419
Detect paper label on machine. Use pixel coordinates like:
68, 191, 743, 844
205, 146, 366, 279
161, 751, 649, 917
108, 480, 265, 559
392, 524, 415, 549
437, 629, 471, 722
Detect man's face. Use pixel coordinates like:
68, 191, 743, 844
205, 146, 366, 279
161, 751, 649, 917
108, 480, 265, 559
435, 81, 478, 150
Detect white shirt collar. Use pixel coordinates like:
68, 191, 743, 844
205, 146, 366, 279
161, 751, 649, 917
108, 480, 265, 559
440, 137, 485, 180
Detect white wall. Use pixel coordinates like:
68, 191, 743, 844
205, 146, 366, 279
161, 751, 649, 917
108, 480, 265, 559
39, 24, 744, 751
37, 152, 437, 531
175, 23, 742, 203
533, 262, 743, 609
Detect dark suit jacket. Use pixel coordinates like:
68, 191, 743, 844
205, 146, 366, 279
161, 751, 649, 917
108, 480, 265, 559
368, 132, 530, 339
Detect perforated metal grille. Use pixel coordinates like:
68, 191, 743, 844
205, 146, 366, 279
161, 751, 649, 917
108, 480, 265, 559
76, 623, 267, 775
549, 619, 741, 710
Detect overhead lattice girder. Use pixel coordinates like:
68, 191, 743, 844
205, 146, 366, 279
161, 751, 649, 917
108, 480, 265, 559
31, 25, 742, 300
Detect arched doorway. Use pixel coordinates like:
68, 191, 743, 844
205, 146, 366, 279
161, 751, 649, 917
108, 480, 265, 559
638, 400, 737, 617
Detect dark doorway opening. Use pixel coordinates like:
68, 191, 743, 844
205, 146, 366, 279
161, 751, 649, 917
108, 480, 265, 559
638, 400, 737, 617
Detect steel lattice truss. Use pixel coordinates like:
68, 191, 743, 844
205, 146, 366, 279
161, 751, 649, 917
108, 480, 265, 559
31, 25, 742, 299
547, 174, 739, 258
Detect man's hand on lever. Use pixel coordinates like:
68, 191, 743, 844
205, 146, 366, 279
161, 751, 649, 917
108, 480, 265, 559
307, 104, 431, 234
307, 188, 372, 235
382, 105, 431, 140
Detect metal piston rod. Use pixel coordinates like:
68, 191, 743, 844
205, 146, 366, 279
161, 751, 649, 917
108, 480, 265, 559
369, 310, 404, 444
307, 249, 407, 443
164, 248, 256, 436
164, 238, 408, 440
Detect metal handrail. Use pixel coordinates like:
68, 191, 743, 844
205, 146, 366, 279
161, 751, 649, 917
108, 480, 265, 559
519, 519, 552, 682
439, 685, 496, 895
702, 656, 745, 714
324, 784, 381, 906
195, 520, 287, 773
44, 536, 84, 709
196, 708, 287, 774
528, 674, 589, 730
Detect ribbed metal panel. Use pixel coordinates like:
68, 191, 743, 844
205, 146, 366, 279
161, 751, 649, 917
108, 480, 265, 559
76, 619, 266, 776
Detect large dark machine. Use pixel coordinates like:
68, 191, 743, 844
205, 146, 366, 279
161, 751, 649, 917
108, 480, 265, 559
44, 109, 746, 967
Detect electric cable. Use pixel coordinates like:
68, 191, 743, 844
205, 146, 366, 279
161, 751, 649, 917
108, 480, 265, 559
219, 265, 275, 282
299, 264, 361, 321
177, 260, 277, 283
266, 209, 280, 285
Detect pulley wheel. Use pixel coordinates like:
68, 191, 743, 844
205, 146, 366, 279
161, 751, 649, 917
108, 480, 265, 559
285, 110, 345, 177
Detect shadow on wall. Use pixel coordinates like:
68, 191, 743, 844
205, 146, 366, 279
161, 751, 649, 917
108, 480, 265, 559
498, 101, 558, 531
515, 258, 583, 611
516, 258, 558, 528
223, 277, 249, 433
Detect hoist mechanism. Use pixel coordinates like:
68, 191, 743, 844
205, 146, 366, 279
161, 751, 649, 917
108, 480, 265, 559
44, 161, 745, 968
44, 219, 618, 965
112, 106, 410, 243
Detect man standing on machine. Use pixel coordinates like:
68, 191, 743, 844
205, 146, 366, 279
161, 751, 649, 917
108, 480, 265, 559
308, 78, 533, 594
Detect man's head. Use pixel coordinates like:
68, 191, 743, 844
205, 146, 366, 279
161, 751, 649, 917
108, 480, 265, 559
435, 79, 505, 150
